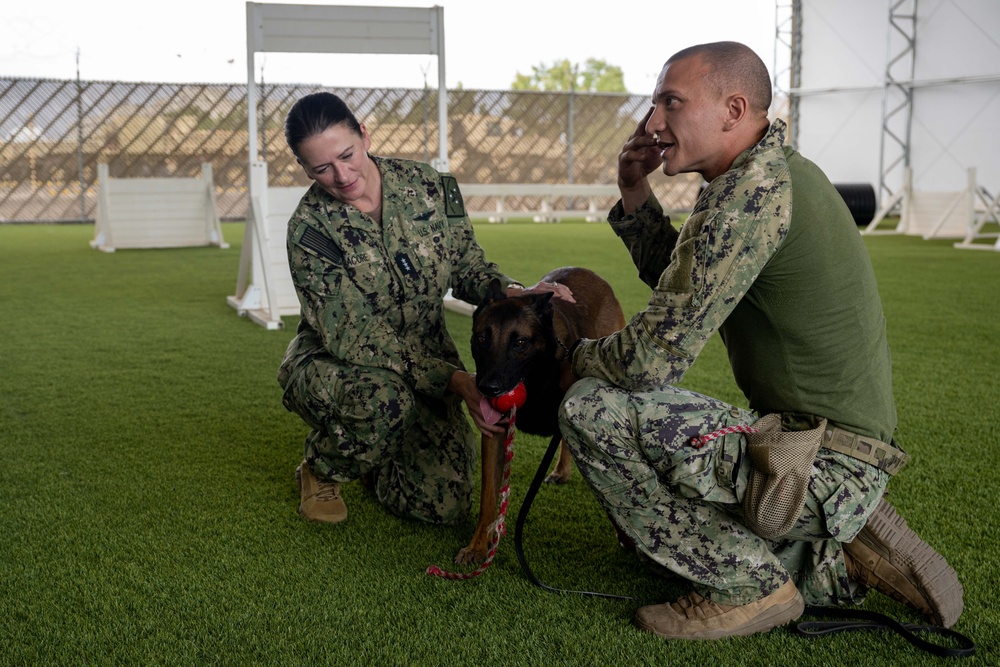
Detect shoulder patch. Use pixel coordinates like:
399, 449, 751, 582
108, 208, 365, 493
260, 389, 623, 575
292, 223, 343, 265
441, 175, 466, 218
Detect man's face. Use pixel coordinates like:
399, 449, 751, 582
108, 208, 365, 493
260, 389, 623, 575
646, 55, 730, 182
297, 122, 375, 205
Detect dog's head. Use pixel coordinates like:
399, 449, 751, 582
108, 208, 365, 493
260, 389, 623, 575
471, 279, 554, 397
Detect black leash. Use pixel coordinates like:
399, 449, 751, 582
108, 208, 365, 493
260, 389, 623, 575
512, 434, 976, 658
513, 434, 637, 601
794, 606, 975, 658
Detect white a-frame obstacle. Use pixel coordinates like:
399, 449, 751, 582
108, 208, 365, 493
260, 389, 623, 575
91, 162, 227, 253
228, 2, 449, 329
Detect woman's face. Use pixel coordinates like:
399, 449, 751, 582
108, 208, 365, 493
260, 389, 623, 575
296, 122, 376, 206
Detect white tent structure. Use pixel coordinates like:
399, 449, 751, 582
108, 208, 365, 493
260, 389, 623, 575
777, 0, 1000, 248
228, 2, 448, 329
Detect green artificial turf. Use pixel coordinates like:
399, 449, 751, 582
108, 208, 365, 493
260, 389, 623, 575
0, 220, 997, 666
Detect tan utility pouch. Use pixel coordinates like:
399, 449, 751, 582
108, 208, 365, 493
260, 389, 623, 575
742, 413, 826, 540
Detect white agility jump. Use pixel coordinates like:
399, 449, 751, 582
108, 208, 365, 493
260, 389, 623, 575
864, 167, 998, 248
461, 183, 620, 222
225, 176, 618, 327
90, 162, 227, 253
232, 2, 449, 328
226, 161, 307, 329
954, 177, 1000, 252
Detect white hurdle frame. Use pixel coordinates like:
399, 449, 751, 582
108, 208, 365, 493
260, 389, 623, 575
91, 162, 227, 253
229, 3, 448, 329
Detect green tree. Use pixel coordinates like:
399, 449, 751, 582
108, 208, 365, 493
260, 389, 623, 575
511, 58, 626, 93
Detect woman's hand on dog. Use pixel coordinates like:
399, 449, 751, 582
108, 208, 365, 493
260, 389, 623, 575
449, 370, 507, 438
517, 281, 576, 303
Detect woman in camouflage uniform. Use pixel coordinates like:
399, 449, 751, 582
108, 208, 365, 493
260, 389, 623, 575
276, 92, 532, 526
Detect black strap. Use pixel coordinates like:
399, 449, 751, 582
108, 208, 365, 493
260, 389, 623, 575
796, 606, 974, 658
512, 434, 977, 658
513, 434, 641, 602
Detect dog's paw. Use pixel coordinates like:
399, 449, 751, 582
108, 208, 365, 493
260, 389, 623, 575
544, 470, 571, 485
454, 545, 488, 565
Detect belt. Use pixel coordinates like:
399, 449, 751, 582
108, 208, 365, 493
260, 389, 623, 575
822, 425, 910, 475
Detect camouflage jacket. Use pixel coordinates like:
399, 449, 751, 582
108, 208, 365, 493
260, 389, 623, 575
277, 156, 511, 399
572, 120, 793, 390
572, 119, 896, 441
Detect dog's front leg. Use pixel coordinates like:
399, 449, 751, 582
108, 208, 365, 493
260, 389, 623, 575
544, 439, 574, 484
455, 431, 504, 564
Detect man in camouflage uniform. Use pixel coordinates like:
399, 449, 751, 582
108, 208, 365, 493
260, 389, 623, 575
558, 42, 962, 639
277, 92, 523, 527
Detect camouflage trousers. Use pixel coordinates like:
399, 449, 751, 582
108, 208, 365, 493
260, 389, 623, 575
281, 355, 475, 525
558, 378, 889, 606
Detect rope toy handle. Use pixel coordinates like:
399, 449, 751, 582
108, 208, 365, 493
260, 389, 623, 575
426, 383, 526, 580
690, 424, 759, 449
426, 407, 516, 580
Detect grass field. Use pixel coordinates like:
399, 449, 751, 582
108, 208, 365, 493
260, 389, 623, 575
0, 220, 997, 666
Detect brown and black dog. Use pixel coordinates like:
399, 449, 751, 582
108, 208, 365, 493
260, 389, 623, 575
455, 266, 626, 564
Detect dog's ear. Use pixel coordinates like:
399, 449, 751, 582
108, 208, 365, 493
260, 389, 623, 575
527, 291, 554, 317
483, 278, 506, 305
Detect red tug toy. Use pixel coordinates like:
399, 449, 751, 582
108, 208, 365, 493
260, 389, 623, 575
489, 382, 527, 413
479, 382, 528, 427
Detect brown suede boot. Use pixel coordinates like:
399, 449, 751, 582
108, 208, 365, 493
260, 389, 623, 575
295, 461, 347, 524
844, 499, 963, 628
634, 580, 804, 640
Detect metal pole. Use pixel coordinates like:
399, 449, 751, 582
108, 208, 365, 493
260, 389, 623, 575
773, 0, 801, 148
434, 6, 448, 172
260, 60, 266, 163
567, 80, 575, 210
76, 48, 86, 222
877, 0, 918, 207
789, 0, 801, 149
422, 68, 429, 164
246, 4, 259, 165
568, 82, 575, 184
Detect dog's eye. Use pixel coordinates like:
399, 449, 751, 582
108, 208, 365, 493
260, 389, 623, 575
512, 337, 528, 348
474, 334, 488, 346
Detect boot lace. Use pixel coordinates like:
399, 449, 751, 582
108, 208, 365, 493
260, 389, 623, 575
315, 480, 341, 502
671, 591, 733, 619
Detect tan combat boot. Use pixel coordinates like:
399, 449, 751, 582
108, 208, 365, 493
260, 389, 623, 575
635, 580, 804, 640
844, 498, 963, 628
295, 461, 347, 524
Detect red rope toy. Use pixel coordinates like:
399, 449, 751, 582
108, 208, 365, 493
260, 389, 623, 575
689, 423, 759, 448
426, 382, 527, 580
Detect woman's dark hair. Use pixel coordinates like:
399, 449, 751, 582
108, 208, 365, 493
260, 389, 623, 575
284, 92, 363, 156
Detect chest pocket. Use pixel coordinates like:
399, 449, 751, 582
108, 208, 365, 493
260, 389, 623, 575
651, 212, 715, 308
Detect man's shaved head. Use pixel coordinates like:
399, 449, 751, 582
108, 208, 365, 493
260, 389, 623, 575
667, 41, 772, 114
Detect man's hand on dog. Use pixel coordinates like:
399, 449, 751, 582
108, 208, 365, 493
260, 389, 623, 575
507, 281, 576, 303
449, 370, 507, 438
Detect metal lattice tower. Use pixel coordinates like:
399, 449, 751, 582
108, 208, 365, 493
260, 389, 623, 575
877, 0, 919, 209
773, 0, 802, 148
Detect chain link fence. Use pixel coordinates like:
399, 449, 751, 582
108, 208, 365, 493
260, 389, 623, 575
0, 77, 704, 223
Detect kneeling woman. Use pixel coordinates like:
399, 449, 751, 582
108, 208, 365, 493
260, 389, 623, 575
277, 92, 534, 525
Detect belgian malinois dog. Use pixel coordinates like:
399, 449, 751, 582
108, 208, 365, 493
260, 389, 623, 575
455, 266, 626, 564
